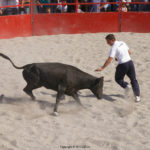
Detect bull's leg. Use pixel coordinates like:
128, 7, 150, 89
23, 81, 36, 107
23, 84, 39, 100
72, 92, 82, 106
53, 84, 66, 115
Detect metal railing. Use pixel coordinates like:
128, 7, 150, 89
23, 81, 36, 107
0, 0, 150, 16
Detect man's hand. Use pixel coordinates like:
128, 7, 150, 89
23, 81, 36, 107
95, 67, 103, 72
95, 57, 113, 72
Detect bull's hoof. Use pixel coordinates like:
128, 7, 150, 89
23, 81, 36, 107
60, 95, 65, 101
97, 97, 103, 100
53, 112, 59, 116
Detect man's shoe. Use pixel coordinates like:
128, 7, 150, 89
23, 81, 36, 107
135, 96, 141, 102
126, 84, 131, 89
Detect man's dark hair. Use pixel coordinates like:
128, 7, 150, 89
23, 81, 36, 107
105, 34, 116, 40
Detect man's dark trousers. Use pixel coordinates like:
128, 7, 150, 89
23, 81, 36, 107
115, 60, 140, 96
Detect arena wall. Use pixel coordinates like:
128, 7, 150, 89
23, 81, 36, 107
121, 12, 150, 33
0, 5, 150, 39
32, 13, 120, 36
0, 15, 32, 39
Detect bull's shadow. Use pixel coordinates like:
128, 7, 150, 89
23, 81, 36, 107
0, 96, 54, 108
104, 94, 124, 101
0, 95, 78, 111
79, 93, 124, 102
36, 100, 54, 110
37, 93, 124, 105
0, 92, 124, 111
40, 91, 57, 98
78, 94, 116, 102
0, 96, 31, 104
40, 91, 122, 102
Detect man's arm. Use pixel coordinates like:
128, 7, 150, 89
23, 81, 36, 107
95, 57, 113, 72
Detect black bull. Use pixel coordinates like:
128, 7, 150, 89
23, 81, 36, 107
0, 53, 104, 114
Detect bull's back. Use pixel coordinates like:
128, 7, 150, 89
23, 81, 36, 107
34, 63, 67, 88
35, 62, 88, 76
25, 62, 95, 91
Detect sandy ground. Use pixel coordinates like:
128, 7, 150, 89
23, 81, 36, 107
0, 33, 150, 150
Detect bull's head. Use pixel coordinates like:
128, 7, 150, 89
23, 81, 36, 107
91, 76, 104, 99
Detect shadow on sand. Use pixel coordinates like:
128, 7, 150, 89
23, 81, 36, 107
78, 93, 124, 102
0, 92, 124, 111
0, 95, 78, 110
40, 91, 124, 102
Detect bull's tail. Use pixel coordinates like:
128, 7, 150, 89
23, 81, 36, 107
0, 53, 25, 69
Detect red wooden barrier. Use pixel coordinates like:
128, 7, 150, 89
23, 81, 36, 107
121, 12, 150, 33
0, 15, 32, 39
0, 2, 150, 39
33, 12, 120, 36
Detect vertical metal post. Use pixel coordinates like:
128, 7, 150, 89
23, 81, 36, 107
75, 0, 78, 13
119, 0, 122, 32
30, 0, 34, 36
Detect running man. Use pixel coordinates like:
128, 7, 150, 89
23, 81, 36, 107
95, 34, 140, 102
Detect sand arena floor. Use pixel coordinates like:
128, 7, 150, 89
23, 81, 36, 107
0, 33, 150, 150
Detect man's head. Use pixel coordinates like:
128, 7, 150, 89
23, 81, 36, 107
105, 34, 116, 46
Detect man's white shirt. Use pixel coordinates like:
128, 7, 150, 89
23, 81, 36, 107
109, 41, 131, 64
